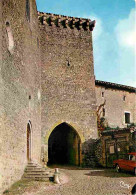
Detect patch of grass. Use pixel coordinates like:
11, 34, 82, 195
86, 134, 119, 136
3, 189, 9, 194
11, 180, 28, 188
6, 180, 31, 195
6, 179, 54, 195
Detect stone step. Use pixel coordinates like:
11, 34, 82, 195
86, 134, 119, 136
26, 166, 40, 169
22, 162, 54, 181
23, 177, 50, 181
26, 164, 42, 168
25, 170, 50, 173
27, 162, 42, 166
25, 167, 46, 171
24, 172, 50, 176
23, 174, 51, 178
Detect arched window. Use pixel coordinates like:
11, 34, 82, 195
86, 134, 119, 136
6, 22, 14, 54
26, 0, 30, 22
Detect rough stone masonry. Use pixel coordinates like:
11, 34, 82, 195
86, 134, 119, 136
0, 0, 97, 193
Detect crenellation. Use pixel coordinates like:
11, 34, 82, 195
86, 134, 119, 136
50, 16, 55, 26
79, 19, 83, 30
43, 16, 48, 25
65, 19, 69, 28
57, 17, 62, 27
89, 20, 96, 31
38, 12, 95, 31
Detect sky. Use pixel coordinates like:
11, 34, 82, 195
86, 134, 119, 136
36, 0, 136, 87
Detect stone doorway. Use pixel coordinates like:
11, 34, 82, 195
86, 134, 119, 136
27, 123, 31, 161
48, 122, 81, 166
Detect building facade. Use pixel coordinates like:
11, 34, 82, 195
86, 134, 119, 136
38, 12, 98, 166
95, 80, 136, 129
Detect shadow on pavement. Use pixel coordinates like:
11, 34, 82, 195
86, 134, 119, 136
84, 168, 135, 178
48, 164, 93, 170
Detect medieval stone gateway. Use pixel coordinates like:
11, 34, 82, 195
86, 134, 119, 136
48, 122, 81, 166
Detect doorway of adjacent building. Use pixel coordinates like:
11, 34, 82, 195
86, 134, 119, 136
27, 123, 31, 161
48, 122, 81, 166
105, 137, 128, 167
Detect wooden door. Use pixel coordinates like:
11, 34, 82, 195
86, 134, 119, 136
27, 123, 31, 161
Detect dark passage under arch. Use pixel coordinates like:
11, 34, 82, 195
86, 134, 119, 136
48, 123, 81, 166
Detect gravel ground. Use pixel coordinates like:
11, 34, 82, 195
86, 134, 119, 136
5, 167, 136, 195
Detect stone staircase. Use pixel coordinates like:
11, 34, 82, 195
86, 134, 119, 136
22, 161, 54, 181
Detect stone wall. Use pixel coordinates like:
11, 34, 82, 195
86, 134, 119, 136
39, 13, 98, 165
0, 0, 41, 193
95, 84, 136, 128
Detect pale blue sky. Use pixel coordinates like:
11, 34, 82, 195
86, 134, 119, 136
36, 0, 135, 87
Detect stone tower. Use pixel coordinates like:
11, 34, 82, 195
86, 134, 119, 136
0, 0, 41, 192
38, 12, 98, 165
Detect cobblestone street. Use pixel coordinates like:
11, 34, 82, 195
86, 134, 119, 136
7, 168, 136, 195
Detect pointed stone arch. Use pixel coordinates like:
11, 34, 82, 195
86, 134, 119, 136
46, 121, 85, 166
45, 120, 85, 144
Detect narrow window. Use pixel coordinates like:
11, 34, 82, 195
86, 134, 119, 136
123, 95, 126, 101
26, 0, 30, 22
6, 22, 14, 54
102, 92, 104, 97
103, 108, 105, 117
67, 60, 70, 67
37, 38, 39, 48
125, 112, 130, 124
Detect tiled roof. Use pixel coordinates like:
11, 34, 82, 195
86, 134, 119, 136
101, 128, 130, 135
95, 80, 136, 93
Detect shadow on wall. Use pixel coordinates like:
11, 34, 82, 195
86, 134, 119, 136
82, 138, 101, 167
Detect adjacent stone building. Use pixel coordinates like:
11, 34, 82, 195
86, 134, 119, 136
0, 0, 136, 194
95, 80, 136, 129
95, 80, 136, 168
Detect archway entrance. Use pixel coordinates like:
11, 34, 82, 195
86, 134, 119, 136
48, 122, 81, 166
27, 123, 31, 161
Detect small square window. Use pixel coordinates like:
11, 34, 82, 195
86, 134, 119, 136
109, 145, 114, 154
125, 112, 130, 124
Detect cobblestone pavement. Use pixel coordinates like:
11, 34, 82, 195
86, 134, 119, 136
7, 168, 136, 195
